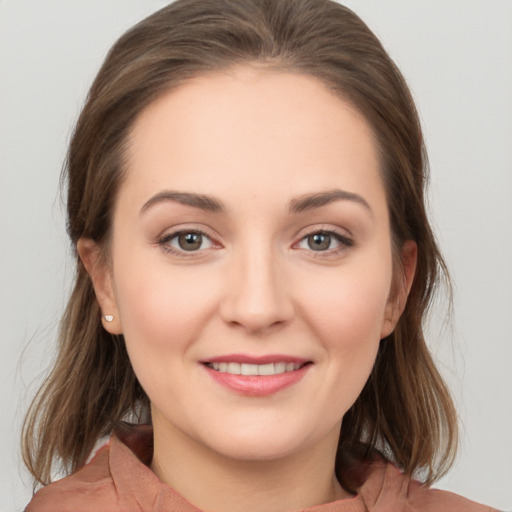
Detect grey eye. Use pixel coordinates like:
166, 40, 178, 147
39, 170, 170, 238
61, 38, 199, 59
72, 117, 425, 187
160, 229, 215, 255
307, 233, 332, 251
296, 230, 351, 253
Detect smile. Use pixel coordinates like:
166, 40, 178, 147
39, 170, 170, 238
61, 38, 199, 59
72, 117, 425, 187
205, 362, 304, 375
201, 356, 312, 396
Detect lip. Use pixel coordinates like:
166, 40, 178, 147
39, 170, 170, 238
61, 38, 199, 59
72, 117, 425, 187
200, 354, 312, 397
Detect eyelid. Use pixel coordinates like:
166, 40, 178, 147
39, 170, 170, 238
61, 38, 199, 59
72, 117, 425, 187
292, 226, 354, 253
157, 225, 221, 257
155, 223, 353, 258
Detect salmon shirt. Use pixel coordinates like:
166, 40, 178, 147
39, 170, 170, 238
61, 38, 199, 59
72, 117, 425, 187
26, 428, 499, 512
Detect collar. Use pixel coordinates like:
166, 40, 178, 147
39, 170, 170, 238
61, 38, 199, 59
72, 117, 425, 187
108, 425, 391, 512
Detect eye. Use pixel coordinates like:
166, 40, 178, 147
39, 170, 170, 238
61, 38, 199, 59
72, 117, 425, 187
160, 230, 214, 253
305, 232, 333, 251
296, 230, 353, 252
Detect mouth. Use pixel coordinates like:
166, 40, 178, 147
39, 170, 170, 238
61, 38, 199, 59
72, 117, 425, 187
204, 361, 307, 376
200, 355, 312, 396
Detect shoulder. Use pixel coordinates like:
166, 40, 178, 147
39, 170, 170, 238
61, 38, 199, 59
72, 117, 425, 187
358, 461, 499, 512
24, 429, 163, 512
407, 478, 499, 512
25, 444, 119, 512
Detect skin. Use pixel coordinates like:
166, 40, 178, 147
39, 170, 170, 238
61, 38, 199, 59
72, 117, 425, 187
79, 66, 416, 512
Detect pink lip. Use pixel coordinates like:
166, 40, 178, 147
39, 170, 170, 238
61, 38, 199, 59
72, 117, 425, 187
200, 354, 312, 397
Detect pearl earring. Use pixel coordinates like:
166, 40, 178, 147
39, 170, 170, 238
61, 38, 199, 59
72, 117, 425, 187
103, 315, 114, 322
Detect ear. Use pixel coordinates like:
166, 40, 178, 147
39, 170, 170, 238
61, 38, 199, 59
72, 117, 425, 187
77, 238, 123, 335
380, 240, 417, 339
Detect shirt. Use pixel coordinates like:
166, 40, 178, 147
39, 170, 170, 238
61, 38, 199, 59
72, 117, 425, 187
25, 427, 498, 512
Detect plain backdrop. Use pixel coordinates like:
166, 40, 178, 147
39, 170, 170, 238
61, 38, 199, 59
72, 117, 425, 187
1, 1, 511, 510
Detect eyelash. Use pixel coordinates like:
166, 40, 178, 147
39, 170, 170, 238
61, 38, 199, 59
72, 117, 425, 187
295, 229, 354, 256
157, 228, 354, 258
158, 228, 216, 257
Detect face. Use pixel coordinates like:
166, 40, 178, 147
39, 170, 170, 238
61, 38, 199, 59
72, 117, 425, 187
82, 66, 414, 463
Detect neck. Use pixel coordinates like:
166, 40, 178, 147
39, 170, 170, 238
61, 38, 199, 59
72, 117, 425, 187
150, 419, 350, 512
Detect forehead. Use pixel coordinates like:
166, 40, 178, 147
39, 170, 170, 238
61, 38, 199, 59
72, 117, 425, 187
121, 66, 385, 215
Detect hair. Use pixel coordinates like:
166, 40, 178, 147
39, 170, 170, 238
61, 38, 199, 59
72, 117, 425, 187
22, 0, 457, 490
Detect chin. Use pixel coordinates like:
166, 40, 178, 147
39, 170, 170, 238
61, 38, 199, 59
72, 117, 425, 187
209, 436, 306, 462
194, 417, 334, 463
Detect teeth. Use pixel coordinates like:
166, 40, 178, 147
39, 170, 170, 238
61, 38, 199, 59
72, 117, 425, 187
274, 362, 286, 374
241, 363, 259, 376
257, 363, 274, 376
208, 362, 303, 375
227, 362, 240, 374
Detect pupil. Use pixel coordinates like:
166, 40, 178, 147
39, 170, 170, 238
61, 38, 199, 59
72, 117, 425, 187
178, 232, 202, 251
308, 233, 330, 251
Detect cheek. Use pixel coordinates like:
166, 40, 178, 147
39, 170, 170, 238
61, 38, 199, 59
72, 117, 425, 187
299, 260, 392, 344
296, 258, 392, 403
111, 252, 221, 375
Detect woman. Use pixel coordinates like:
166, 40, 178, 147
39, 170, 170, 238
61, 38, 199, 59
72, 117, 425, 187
22, 0, 499, 510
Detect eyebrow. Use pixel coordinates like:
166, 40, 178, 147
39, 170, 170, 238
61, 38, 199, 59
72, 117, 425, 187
140, 191, 224, 214
289, 189, 372, 215
140, 188, 372, 215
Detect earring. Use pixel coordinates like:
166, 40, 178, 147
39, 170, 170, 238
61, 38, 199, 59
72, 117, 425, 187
103, 314, 114, 322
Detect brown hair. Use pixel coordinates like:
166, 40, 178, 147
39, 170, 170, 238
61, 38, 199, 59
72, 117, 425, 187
22, 0, 457, 489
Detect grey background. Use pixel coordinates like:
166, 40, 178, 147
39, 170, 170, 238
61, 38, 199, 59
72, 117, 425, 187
1, 1, 511, 510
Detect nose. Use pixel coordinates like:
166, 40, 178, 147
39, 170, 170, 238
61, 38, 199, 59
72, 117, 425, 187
219, 242, 294, 334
